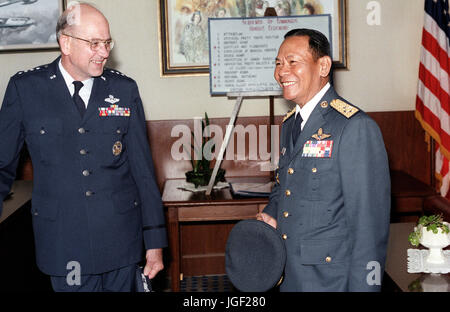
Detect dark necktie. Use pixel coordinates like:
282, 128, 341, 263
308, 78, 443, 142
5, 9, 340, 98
73, 81, 86, 117
292, 113, 303, 145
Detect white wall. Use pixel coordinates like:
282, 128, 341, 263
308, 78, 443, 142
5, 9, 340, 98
0, 0, 424, 120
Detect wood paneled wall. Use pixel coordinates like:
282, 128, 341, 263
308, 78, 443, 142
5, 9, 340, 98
147, 116, 279, 192
147, 111, 432, 192
368, 111, 432, 186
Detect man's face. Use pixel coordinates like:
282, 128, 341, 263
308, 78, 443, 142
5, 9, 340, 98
61, 8, 111, 81
274, 36, 324, 107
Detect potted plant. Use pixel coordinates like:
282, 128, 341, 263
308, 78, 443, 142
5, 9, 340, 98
408, 214, 450, 264
185, 112, 226, 188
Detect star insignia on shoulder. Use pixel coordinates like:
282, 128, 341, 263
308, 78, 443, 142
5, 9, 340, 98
312, 128, 331, 141
282, 107, 296, 123
109, 69, 126, 77
330, 99, 359, 118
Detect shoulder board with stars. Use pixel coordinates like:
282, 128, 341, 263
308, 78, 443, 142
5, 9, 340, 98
105, 68, 128, 78
330, 99, 359, 119
282, 107, 296, 123
103, 68, 135, 82
14, 64, 49, 77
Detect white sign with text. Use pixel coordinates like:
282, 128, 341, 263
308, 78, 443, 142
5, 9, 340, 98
208, 15, 331, 95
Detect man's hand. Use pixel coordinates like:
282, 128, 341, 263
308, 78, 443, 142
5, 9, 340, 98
256, 212, 277, 229
143, 248, 164, 279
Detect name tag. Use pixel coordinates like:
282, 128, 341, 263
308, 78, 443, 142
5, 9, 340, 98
302, 140, 333, 158
99, 104, 130, 117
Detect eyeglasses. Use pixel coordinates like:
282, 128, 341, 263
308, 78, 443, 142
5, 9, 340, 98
62, 33, 114, 51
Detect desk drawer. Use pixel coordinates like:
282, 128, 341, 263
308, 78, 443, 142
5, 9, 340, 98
178, 204, 258, 221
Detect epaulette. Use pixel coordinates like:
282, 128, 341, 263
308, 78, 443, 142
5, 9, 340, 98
330, 99, 359, 119
102, 68, 135, 83
282, 107, 296, 123
14, 64, 49, 77
105, 68, 128, 78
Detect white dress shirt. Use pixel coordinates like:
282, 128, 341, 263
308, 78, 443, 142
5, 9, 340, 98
295, 82, 331, 130
58, 60, 94, 108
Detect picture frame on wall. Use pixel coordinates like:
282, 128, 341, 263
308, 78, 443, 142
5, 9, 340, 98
0, 0, 65, 52
158, 0, 347, 76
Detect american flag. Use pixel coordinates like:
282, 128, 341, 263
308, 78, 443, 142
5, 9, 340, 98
415, 0, 450, 199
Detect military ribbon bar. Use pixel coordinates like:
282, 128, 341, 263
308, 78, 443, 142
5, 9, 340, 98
302, 140, 333, 158
99, 104, 130, 117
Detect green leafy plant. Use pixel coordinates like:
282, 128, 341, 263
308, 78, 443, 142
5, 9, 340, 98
407, 277, 423, 292
185, 112, 225, 188
408, 214, 450, 247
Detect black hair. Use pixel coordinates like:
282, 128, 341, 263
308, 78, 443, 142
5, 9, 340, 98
284, 28, 330, 61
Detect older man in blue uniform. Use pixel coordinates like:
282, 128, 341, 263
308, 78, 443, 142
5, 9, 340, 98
0, 3, 167, 291
258, 29, 390, 291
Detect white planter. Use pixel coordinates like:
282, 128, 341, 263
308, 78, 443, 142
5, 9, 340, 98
419, 222, 450, 264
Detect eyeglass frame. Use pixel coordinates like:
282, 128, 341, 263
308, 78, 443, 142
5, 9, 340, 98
62, 33, 115, 51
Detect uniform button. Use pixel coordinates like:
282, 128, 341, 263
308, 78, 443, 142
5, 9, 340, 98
116, 129, 121, 134
134, 201, 138, 206
82, 170, 90, 176
283, 211, 289, 218
85, 191, 93, 197
288, 168, 294, 175
312, 168, 317, 173
325, 256, 332, 263
39, 129, 45, 135
80, 149, 87, 155
282, 234, 288, 240
285, 190, 291, 196
78, 128, 86, 134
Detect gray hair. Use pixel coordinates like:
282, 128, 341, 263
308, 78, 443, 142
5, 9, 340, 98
56, 1, 99, 43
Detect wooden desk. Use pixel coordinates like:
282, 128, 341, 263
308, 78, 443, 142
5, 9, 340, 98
1, 180, 33, 224
385, 222, 450, 292
162, 177, 269, 292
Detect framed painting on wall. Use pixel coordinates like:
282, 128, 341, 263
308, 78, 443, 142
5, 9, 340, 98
158, 0, 347, 76
0, 0, 65, 52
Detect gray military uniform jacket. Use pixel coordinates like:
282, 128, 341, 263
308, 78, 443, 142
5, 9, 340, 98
264, 86, 390, 291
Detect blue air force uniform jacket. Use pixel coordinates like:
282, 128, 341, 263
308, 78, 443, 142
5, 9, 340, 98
264, 87, 390, 291
0, 58, 168, 276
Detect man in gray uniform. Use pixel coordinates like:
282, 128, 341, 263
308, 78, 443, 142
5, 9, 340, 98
258, 29, 390, 291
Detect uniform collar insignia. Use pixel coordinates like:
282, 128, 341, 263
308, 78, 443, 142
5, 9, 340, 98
105, 95, 120, 104
312, 128, 331, 141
